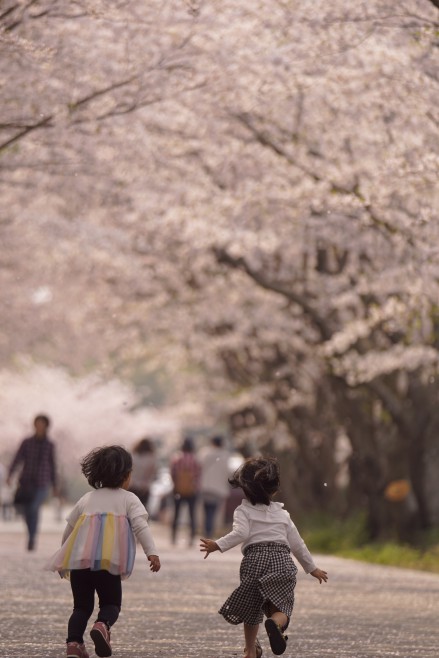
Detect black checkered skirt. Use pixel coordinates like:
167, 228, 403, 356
219, 542, 298, 627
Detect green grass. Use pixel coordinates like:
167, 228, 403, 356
338, 543, 439, 573
301, 514, 439, 574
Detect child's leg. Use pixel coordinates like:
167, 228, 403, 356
89, 571, 121, 657
265, 602, 288, 630
243, 623, 259, 658
94, 570, 122, 628
68, 570, 95, 643
264, 603, 289, 656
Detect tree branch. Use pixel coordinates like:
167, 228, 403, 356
232, 111, 416, 247
366, 379, 406, 430
68, 75, 140, 112
0, 115, 52, 151
213, 247, 332, 340
231, 111, 321, 183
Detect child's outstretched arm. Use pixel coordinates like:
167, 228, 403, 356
200, 538, 220, 559
201, 506, 250, 558
310, 567, 328, 583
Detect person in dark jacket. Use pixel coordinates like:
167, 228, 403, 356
7, 414, 57, 550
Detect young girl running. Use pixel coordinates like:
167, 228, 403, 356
46, 445, 161, 658
200, 456, 327, 658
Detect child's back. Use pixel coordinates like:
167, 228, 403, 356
216, 499, 316, 573
47, 486, 157, 580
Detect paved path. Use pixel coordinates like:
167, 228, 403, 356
1, 507, 439, 657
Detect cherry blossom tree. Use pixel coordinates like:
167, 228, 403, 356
1, 0, 438, 538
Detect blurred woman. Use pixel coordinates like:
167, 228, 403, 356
128, 437, 157, 510
199, 435, 230, 537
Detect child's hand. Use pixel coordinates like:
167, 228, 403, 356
200, 537, 220, 559
310, 568, 328, 583
148, 555, 161, 572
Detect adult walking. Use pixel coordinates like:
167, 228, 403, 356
7, 414, 57, 550
129, 437, 157, 509
170, 437, 201, 546
199, 435, 230, 537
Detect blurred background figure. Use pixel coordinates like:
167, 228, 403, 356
170, 436, 201, 546
7, 414, 57, 550
53, 468, 68, 523
199, 435, 230, 538
128, 437, 157, 510
224, 450, 246, 526
0, 460, 14, 520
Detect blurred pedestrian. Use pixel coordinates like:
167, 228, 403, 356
0, 461, 14, 520
54, 470, 68, 523
128, 437, 157, 510
46, 445, 161, 658
199, 435, 230, 537
170, 436, 201, 546
7, 414, 57, 550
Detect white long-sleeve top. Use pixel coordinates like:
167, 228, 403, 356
216, 499, 317, 574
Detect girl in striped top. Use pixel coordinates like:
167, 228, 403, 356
46, 445, 160, 658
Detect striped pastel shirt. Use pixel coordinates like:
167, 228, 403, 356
46, 487, 156, 579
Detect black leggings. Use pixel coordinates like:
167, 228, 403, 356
67, 569, 122, 644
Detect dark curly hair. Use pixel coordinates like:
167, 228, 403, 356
81, 445, 132, 489
229, 456, 280, 505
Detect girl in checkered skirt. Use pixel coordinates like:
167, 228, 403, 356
200, 457, 328, 658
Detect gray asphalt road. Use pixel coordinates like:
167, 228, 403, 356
1, 509, 438, 658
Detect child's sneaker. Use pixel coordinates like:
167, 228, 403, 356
66, 642, 89, 658
90, 621, 112, 657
